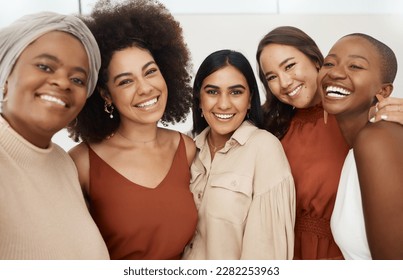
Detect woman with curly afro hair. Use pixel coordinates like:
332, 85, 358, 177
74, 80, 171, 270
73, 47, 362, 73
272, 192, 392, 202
67, 0, 197, 260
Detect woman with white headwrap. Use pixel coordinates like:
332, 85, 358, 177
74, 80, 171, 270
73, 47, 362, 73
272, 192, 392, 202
0, 12, 109, 259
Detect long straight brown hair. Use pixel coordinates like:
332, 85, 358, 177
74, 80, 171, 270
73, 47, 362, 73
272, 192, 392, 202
256, 26, 324, 139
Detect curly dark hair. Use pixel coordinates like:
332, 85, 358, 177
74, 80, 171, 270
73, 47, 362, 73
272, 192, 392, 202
256, 26, 324, 139
68, 0, 193, 143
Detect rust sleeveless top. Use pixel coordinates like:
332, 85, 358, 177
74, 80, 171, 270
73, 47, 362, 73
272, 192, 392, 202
88, 134, 198, 260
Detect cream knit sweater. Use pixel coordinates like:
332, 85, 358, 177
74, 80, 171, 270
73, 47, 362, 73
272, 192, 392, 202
0, 117, 109, 259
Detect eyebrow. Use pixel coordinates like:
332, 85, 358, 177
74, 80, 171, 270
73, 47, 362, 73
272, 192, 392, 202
327, 53, 370, 63
203, 84, 246, 90
113, 60, 157, 83
349, 54, 370, 62
264, 57, 295, 77
35, 53, 88, 77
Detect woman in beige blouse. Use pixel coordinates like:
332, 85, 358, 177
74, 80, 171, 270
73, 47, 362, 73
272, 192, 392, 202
182, 50, 295, 260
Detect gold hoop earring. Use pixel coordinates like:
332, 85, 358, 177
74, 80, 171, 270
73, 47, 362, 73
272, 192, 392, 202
104, 101, 114, 119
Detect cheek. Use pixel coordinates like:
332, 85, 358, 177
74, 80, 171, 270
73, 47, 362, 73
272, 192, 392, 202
199, 93, 214, 109
317, 69, 327, 85
235, 97, 251, 112
74, 93, 87, 109
200, 98, 214, 111
267, 82, 281, 98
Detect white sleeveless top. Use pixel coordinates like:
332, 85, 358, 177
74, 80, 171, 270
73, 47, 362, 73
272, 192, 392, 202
330, 149, 372, 259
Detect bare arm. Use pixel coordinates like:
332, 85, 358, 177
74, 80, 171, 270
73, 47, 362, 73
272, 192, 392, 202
181, 133, 196, 167
354, 122, 403, 259
68, 143, 90, 201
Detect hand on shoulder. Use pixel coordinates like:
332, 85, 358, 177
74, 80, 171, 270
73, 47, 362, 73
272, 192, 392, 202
370, 95, 403, 125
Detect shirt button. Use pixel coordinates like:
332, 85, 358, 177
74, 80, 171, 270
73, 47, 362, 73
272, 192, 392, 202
189, 243, 193, 249
197, 193, 202, 199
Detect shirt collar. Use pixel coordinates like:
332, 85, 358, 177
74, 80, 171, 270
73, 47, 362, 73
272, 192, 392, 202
194, 120, 258, 150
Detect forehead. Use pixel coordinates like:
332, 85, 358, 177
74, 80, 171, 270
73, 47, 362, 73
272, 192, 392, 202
330, 36, 380, 62
26, 31, 83, 52
260, 43, 312, 68
108, 46, 153, 71
19, 31, 88, 66
265, 43, 302, 55
203, 65, 247, 84
111, 47, 152, 63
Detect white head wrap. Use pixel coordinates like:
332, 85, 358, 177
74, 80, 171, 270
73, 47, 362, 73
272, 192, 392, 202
0, 11, 101, 99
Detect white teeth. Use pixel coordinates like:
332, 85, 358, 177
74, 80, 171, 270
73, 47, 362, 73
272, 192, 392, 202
214, 113, 234, 119
288, 85, 302, 97
326, 86, 351, 98
136, 97, 157, 108
39, 95, 66, 107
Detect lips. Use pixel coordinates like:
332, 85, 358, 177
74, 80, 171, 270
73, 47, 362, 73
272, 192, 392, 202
325, 86, 352, 99
38, 94, 67, 107
214, 113, 234, 120
287, 85, 302, 97
135, 97, 158, 108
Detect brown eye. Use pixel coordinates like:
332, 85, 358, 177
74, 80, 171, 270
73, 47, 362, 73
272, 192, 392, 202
285, 62, 296, 71
37, 64, 52, 72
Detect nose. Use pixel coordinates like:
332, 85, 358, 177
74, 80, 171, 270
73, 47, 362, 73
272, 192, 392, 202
326, 64, 347, 80
279, 73, 293, 90
49, 70, 71, 91
136, 78, 153, 96
217, 93, 231, 110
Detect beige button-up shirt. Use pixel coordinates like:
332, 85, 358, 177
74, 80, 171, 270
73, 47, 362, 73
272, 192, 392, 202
183, 121, 295, 260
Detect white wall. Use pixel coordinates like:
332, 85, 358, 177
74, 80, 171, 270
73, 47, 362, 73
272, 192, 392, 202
1, 1, 402, 150
178, 14, 403, 101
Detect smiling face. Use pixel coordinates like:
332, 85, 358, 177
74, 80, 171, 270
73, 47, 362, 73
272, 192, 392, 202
259, 43, 321, 108
3, 31, 89, 147
106, 46, 168, 126
318, 36, 388, 119
199, 65, 251, 140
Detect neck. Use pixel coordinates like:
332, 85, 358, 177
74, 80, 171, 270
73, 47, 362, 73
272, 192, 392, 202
1, 114, 52, 149
117, 130, 157, 144
208, 131, 229, 152
335, 110, 369, 148
310, 92, 323, 107
113, 123, 158, 145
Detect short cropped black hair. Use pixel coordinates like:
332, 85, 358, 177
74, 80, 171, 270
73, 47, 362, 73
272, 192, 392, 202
343, 33, 397, 84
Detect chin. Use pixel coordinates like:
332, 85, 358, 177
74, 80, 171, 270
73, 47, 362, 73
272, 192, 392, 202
322, 104, 343, 116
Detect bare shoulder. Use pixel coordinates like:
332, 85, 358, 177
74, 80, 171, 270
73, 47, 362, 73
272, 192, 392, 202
353, 122, 403, 184
68, 142, 90, 193
181, 132, 196, 166
159, 128, 196, 166
354, 122, 403, 156
68, 142, 89, 162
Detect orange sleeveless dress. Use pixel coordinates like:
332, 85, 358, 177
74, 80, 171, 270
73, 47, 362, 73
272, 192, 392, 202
88, 134, 197, 260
